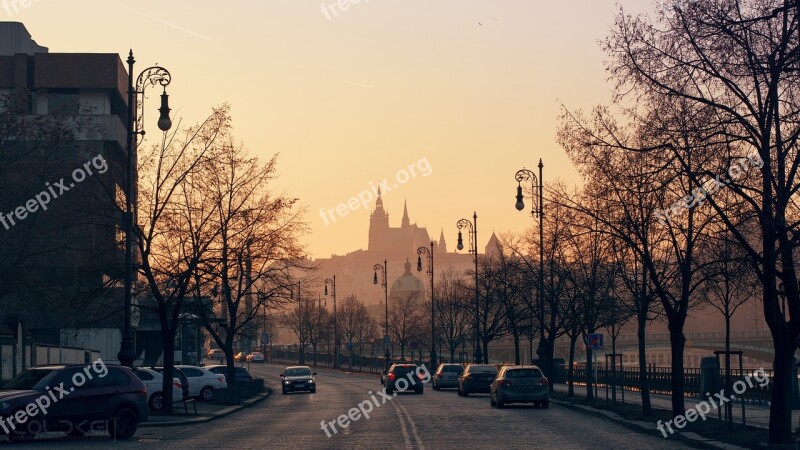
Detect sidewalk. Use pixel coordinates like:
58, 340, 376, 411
140, 389, 272, 427
554, 383, 800, 430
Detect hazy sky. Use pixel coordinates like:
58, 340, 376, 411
11, 0, 657, 258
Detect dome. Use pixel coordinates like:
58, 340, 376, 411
390, 259, 425, 294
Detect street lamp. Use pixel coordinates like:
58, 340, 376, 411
456, 213, 482, 364
118, 51, 172, 368
373, 260, 390, 373
288, 281, 304, 364
324, 276, 339, 369
514, 159, 544, 370
417, 242, 437, 370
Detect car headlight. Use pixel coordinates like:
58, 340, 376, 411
308, 380, 315, 384
0, 402, 10, 411
284, 380, 291, 385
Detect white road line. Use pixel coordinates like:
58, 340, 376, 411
392, 399, 414, 449
396, 400, 426, 450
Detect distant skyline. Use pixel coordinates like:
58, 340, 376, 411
11, 0, 658, 258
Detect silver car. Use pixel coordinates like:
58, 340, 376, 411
432, 363, 463, 390
490, 365, 549, 408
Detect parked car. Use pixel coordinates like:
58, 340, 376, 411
235, 352, 246, 362
0, 364, 147, 441
151, 366, 190, 402
458, 364, 498, 396
383, 363, 424, 395
207, 349, 225, 361
205, 365, 254, 384
176, 365, 228, 401
432, 363, 464, 390
490, 365, 549, 408
280, 366, 317, 394
246, 352, 265, 363
131, 368, 184, 411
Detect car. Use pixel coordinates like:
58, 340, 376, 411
432, 363, 464, 390
207, 349, 225, 361
490, 365, 550, 408
0, 364, 148, 441
235, 352, 246, 362
131, 367, 184, 411
280, 366, 317, 394
458, 364, 498, 396
246, 352, 265, 363
151, 366, 190, 402
175, 365, 228, 401
205, 365, 254, 385
383, 363, 425, 395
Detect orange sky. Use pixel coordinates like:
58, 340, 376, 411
12, 0, 657, 258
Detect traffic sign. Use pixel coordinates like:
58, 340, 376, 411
261, 333, 269, 345
347, 342, 354, 350
587, 333, 604, 350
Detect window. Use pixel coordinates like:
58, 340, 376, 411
134, 370, 154, 381
181, 368, 203, 377
47, 89, 79, 115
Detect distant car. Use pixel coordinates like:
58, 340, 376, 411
151, 366, 190, 402
432, 363, 464, 390
235, 352, 246, 362
280, 366, 317, 394
176, 365, 228, 401
208, 349, 225, 361
246, 352, 265, 363
383, 363, 424, 395
205, 365, 254, 385
131, 367, 184, 411
0, 364, 147, 441
490, 365, 550, 408
458, 364, 498, 396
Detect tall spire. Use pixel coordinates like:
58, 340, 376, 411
375, 186, 384, 210
401, 199, 410, 228
438, 228, 448, 253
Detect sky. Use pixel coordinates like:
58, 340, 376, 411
9, 0, 659, 258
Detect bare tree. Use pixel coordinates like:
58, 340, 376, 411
434, 269, 472, 362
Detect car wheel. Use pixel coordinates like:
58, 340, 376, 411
310, 387, 316, 394
149, 392, 164, 411
415, 388, 423, 395
490, 393, 496, 406
282, 388, 288, 395
462, 388, 469, 397
7, 416, 34, 442
542, 400, 549, 409
109, 407, 139, 440
200, 386, 216, 402
497, 397, 504, 408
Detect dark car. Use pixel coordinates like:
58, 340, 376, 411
383, 363, 424, 395
432, 363, 464, 390
458, 364, 498, 396
490, 365, 550, 408
151, 366, 190, 401
205, 365, 254, 384
280, 366, 316, 394
0, 364, 147, 441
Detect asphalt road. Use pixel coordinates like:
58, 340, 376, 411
12, 363, 691, 449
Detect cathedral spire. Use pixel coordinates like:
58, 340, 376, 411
438, 228, 448, 253
375, 186, 384, 210
401, 199, 410, 228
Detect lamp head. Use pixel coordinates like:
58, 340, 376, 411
457, 231, 464, 251
417, 256, 422, 272
157, 89, 172, 131
373, 271, 378, 285
515, 184, 525, 211
324, 284, 328, 296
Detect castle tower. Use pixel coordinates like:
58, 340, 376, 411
368, 188, 390, 252
438, 229, 447, 253
401, 199, 411, 228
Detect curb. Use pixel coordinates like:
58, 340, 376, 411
140, 388, 272, 428
551, 399, 749, 450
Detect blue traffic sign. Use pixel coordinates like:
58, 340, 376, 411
587, 333, 603, 350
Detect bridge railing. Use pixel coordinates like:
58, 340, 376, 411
567, 363, 774, 406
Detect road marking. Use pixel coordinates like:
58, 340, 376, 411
396, 400, 425, 450
392, 400, 413, 449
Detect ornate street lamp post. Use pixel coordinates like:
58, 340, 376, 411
417, 241, 436, 370
514, 159, 544, 371
118, 51, 172, 368
373, 260, 390, 373
324, 276, 338, 369
457, 213, 482, 364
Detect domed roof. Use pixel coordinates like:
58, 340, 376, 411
390, 259, 425, 294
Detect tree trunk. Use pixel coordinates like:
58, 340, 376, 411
724, 312, 732, 431
769, 333, 795, 444
483, 339, 490, 364
668, 326, 686, 417
568, 334, 577, 397
637, 305, 652, 416
513, 331, 521, 365
586, 344, 594, 401
161, 328, 176, 413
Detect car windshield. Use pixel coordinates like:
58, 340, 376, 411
470, 366, 497, 374
285, 368, 311, 377
2, 369, 59, 390
505, 369, 543, 378
393, 366, 416, 374
443, 365, 463, 373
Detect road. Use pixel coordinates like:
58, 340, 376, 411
14, 363, 690, 449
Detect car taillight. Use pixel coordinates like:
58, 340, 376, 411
538, 378, 549, 385
218, 377, 225, 383
499, 380, 512, 387
418, 374, 426, 380
388, 373, 396, 381
174, 381, 182, 389
140, 388, 148, 399
437, 373, 443, 378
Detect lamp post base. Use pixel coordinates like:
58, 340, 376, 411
384, 350, 391, 373
117, 336, 136, 368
